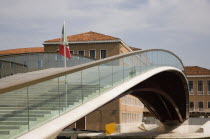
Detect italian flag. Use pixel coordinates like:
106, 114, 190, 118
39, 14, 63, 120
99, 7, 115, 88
59, 22, 71, 59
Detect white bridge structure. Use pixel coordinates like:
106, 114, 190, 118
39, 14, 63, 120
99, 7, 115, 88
0, 49, 189, 139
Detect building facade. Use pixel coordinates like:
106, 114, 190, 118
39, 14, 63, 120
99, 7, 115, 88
185, 66, 210, 117
43, 31, 144, 131
43, 31, 136, 59
85, 95, 144, 131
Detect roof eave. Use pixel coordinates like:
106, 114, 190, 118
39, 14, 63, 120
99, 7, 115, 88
120, 40, 133, 52
43, 40, 121, 45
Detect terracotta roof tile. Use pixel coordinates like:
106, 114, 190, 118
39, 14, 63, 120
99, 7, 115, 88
0, 47, 44, 55
129, 46, 141, 51
184, 66, 210, 75
44, 31, 119, 43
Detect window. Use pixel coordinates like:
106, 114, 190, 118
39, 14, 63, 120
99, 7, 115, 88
197, 80, 203, 94
78, 50, 85, 56
70, 50, 74, 55
198, 101, 204, 111
0, 63, 3, 69
89, 50, 96, 59
188, 80, 194, 94
100, 50, 107, 59
208, 101, 210, 109
189, 101, 194, 111
207, 80, 210, 94
38, 60, 42, 68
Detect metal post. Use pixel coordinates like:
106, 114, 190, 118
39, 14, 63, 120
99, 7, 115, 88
65, 76, 68, 109
64, 56, 66, 68
58, 77, 60, 115
81, 71, 83, 103
27, 87, 29, 131
112, 61, 113, 86
98, 66, 101, 94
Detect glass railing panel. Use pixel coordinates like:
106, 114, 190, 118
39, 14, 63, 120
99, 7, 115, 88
7, 57, 16, 75
99, 61, 113, 93
37, 53, 45, 70
173, 54, 180, 70
67, 56, 77, 67
137, 53, 148, 74
178, 59, 184, 71
0, 87, 28, 139
78, 56, 89, 65
158, 51, 164, 67
86, 57, 93, 63
58, 75, 68, 113
161, 51, 166, 66
51, 53, 59, 68
41, 53, 51, 69
165, 52, 170, 66
132, 55, 142, 75
144, 52, 150, 73
156, 51, 162, 68
172, 54, 178, 68
0, 56, 12, 77
0, 69, 6, 78
14, 55, 28, 74
57, 61, 65, 68
82, 66, 100, 102
27, 54, 39, 72
160, 51, 166, 67
154, 51, 161, 68
123, 56, 134, 81
66, 56, 82, 67
28, 78, 60, 130
59, 71, 83, 112
150, 51, 155, 66
66, 56, 73, 67
146, 51, 157, 70
113, 59, 124, 87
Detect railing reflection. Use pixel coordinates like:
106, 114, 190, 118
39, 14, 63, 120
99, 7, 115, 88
0, 52, 94, 78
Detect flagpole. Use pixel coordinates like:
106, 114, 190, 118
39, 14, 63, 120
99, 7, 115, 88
63, 21, 67, 108
63, 21, 67, 68
59, 21, 70, 108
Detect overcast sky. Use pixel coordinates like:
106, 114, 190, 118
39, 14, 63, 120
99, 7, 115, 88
0, 0, 210, 68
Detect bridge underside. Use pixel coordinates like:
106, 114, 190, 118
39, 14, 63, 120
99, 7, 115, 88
125, 71, 189, 124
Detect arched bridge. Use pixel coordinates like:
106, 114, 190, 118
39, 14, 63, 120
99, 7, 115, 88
0, 49, 189, 139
